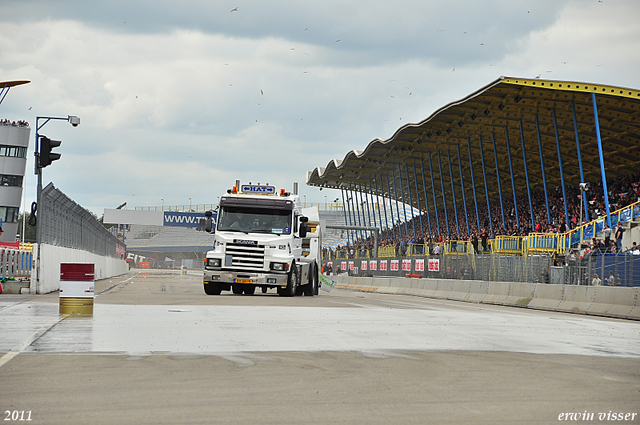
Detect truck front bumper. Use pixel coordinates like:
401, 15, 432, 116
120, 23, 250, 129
203, 270, 289, 287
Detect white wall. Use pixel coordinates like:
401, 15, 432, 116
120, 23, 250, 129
30, 244, 129, 294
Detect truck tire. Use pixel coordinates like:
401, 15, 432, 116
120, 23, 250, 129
303, 263, 318, 296
278, 263, 298, 297
232, 284, 243, 295
204, 282, 222, 295
242, 284, 256, 295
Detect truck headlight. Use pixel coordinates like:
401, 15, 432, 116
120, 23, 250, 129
270, 262, 287, 271
206, 258, 221, 268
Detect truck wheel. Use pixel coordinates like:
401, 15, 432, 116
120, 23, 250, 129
232, 284, 243, 295
204, 282, 222, 295
242, 285, 256, 295
303, 263, 317, 296
278, 263, 298, 297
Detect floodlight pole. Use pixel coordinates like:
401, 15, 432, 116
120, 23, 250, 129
33, 115, 79, 293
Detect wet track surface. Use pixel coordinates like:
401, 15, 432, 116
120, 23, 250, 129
1, 270, 639, 424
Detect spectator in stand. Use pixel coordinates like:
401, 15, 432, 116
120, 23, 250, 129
480, 229, 489, 253
614, 222, 625, 252
591, 273, 602, 286
606, 271, 615, 286
541, 268, 550, 284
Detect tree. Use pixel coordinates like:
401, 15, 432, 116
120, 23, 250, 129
17, 212, 36, 243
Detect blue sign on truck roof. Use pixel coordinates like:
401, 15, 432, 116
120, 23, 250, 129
241, 185, 276, 194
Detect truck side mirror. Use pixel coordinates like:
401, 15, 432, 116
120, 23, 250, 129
204, 210, 214, 233
299, 216, 308, 237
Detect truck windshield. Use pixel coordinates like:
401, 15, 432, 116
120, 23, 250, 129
217, 206, 292, 235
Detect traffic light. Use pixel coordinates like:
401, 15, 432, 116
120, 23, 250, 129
39, 135, 61, 168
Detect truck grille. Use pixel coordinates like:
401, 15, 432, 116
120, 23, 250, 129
226, 243, 265, 270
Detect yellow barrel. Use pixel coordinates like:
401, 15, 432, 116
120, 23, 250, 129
59, 298, 94, 316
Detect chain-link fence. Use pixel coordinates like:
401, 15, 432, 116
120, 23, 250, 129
40, 183, 124, 258
324, 252, 640, 287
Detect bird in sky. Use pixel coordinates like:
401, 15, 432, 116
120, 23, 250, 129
230, 7, 238, 12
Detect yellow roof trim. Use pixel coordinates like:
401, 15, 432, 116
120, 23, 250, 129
501, 77, 640, 100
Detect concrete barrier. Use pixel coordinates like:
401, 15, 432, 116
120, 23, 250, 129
418, 279, 439, 298
395, 277, 414, 296
528, 284, 564, 311
556, 285, 597, 315
482, 282, 511, 305
587, 287, 637, 319
433, 280, 454, 299
448, 280, 472, 302
332, 275, 638, 320
467, 281, 489, 303
503, 282, 537, 308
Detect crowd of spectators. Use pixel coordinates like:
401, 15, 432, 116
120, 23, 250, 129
325, 172, 640, 258
1, 119, 29, 127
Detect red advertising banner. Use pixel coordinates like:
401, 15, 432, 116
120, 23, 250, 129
380, 260, 388, 271
361, 260, 367, 270
428, 258, 440, 272
402, 259, 411, 271
415, 259, 425, 271
390, 260, 399, 271
348, 261, 354, 270
369, 260, 377, 271
341, 261, 347, 271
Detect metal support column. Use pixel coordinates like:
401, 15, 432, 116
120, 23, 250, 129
592, 93, 611, 227
571, 101, 589, 220
478, 135, 493, 232
404, 163, 417, 237
385, 174, 396, 240
413, 163, 424, 237
437, 151, 450, 236
519, 120, 535, 229
428, 152, 441, 237
457, 144, 470, 236
368, 177, 379, 232
375, 176, 388, 239
420, 157, 432, 234
467, 138, 481, 232
447, 150, 460, 235
397, 163, 410, 238
491, 132, 506, 229
340, 188, 352, 246
552, 108, 570, 231
535, 114, 551, 224
391, 167, 403, 240
504, 126, 519, 227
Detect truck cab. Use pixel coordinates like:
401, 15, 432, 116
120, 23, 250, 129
203, 182, 320, 297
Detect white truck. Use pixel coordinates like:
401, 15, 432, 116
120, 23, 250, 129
202, 181, 321, 297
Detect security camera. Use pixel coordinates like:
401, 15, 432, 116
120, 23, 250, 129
68, 116, 80, 127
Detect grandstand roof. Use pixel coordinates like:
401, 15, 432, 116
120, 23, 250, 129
306, 76, 640, 207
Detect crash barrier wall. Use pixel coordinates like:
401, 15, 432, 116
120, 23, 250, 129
31, 244, 129, 294
32, 184, 128, 294
330, 275, 640, 321
40, 183, 125, 258
325, 253, 640, 287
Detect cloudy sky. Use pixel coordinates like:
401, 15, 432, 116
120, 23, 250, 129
1, 0, 639, 216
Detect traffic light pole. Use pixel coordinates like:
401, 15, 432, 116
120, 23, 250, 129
33, 115, 79, 293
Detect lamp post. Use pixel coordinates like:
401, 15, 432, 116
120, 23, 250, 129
34, 115, 80, 292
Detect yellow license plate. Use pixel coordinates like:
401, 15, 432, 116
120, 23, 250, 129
235, 278, 253, 284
